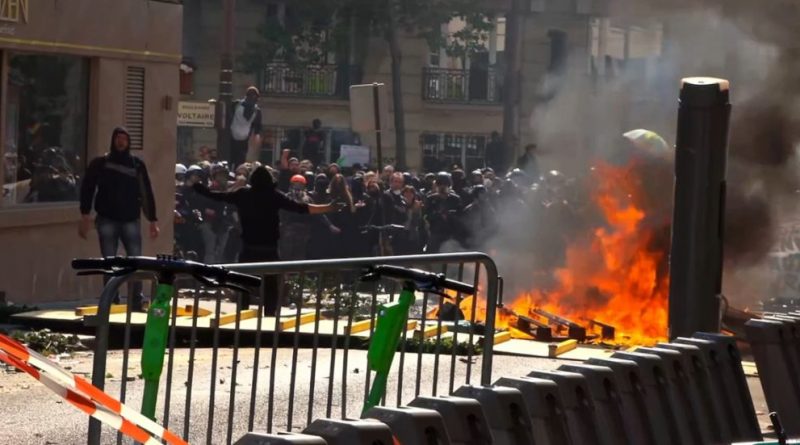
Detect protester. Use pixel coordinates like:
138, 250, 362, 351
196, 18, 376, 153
193, 166, 341, 315
79, 127, 159, 309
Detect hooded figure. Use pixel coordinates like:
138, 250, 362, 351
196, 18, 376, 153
78, 127, 160, 309
193, 165, 340, 315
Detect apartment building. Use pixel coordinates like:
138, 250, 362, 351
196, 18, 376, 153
179, 0, 633, 172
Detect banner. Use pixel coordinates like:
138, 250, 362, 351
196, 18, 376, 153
338, 145, 370, 167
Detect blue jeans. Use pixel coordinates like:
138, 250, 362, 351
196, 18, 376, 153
96, 216, 143, 304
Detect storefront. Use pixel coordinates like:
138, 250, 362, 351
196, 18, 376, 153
0, 0, 182, 303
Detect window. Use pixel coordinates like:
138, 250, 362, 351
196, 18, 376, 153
125, 66, 145, 150
3, 53, 89, 206
421, 132, 488, 172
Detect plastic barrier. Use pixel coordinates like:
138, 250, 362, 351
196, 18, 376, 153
612, 351, 689, 444
658, 341, 732, 444
409, 395, 494, 445
363, 405, 452, 445
687, 332, 762, 441
493, 376, 572, 445
453, 384, 535, 445
233, 432, 328, 444
557, 363, 631, 445
302, 418, 394, 445
745, 319, 800, 435
526, 370, 601, 445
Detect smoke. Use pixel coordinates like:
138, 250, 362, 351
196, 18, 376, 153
485, 0, 800, 308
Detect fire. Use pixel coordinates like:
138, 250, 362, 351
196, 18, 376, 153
498, 160, 670, 345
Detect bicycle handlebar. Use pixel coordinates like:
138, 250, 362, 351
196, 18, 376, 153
71, 256, 262, 289
361, 265, 475, 295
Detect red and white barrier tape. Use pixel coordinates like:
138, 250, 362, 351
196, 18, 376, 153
0, 334, 187, 445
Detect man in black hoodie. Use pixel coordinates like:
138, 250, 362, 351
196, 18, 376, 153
78, 127, 159, 307
193, 166, 341, 314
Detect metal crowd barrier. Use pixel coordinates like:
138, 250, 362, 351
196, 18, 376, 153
85, 252, 500, 445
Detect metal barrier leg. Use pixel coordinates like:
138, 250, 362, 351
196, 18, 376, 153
302, 418, 395, 445
527, 370, 602, 445
234, 432, 326, 444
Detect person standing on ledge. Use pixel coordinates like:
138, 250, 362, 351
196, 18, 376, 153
228, 86, 263, 169
78, 127, 159, 309
193, 166, 342, 315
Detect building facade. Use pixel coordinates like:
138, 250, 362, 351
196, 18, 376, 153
179, 0, 618, 173
0, 0, 182, 304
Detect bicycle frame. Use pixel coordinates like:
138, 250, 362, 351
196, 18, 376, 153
362, 283, 416, 415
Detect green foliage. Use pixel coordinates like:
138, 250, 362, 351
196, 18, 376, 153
11, 329, 80, 356
239, 0, 495, 73
402, 336, 482, 355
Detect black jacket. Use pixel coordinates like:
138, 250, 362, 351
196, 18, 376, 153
79, 127, 157, 222
193, 181, 309, 246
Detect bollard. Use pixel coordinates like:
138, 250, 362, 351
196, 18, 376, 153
657, 341, 732, 444
687, 333, 762, 441
363, 405, 452, 445
611, 351, 690, 444
302, 418, 395, 445
669, 77, 731, 339
527, 370, 601, 445
744, 318, 800, 435
557, 363, 631, 445
453, 385, 535, 445
586, 357, 659, 445
233, 432, 328, 444
493, 376, 572, 445
636, 346, 713, 444
409, 395, 494, 445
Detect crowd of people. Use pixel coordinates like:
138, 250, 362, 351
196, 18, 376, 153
173, 143, 576, 266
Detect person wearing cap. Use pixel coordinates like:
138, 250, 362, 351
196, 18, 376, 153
228, 86, 263, 170
279, 174, 313, 261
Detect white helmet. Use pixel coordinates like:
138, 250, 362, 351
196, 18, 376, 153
175, 164, 188, 175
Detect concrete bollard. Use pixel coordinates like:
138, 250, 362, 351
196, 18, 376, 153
363, 405, 452, 445
409, 395, 494, 445
637, 346, 714, 444
493, 376, 572, 445
233, 432, 328, 445
612, 351, 692, 444
526, 370, 600, 445
657, 341, 731, 444
302, 418, 395, 445
453, 384, 535, 445
744, 318, 800, 435
557, 363, 631, 445
685, 333, 762, 441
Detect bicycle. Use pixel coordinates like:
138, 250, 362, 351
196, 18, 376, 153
71, 255, 262, 420
359, 264, 475, 415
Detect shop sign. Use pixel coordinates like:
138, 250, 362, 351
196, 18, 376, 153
177, 101, 215, 128
0, 0, 29, 24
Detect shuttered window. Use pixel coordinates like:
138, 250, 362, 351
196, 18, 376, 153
125, 66, 145, 150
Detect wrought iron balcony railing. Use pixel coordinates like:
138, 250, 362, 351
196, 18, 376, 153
422, 67, 501, 104
262, 64, 362, 99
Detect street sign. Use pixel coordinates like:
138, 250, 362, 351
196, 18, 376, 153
177, 101, 215, 128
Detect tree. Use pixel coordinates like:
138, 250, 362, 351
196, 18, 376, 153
240, 0, 493, 169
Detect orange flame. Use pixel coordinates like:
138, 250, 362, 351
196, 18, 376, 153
499, 160, 670, 345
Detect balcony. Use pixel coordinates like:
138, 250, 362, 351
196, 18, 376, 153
422, 67, 501, 104
261, 64, 362, 99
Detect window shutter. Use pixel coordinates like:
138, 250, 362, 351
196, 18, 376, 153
125, 66, 145, 150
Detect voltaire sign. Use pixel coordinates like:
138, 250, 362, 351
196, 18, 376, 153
177, 101, 215, 128
0, 0, 29, 23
